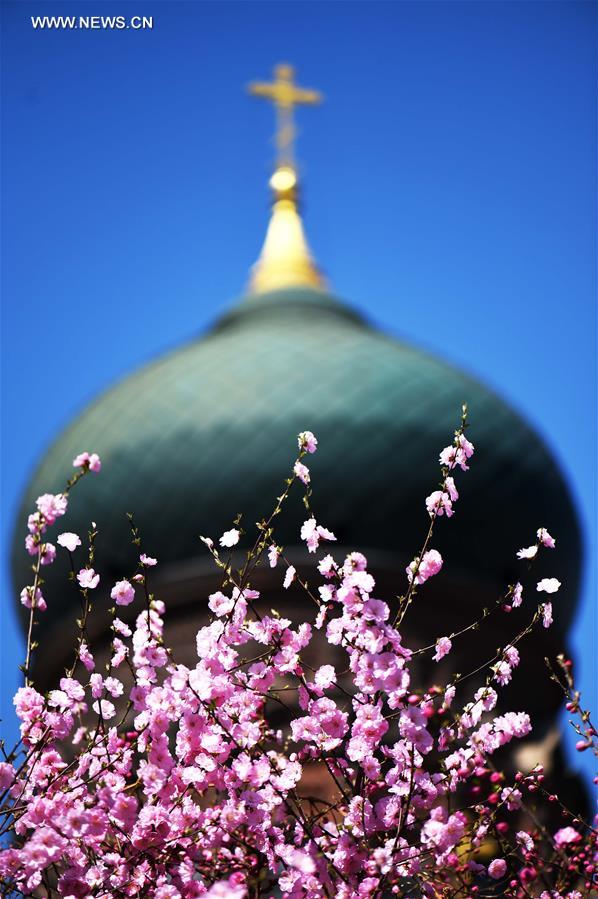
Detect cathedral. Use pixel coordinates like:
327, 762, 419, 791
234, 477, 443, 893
12, 65, 583, 805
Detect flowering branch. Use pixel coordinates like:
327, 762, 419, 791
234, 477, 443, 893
0, 426, 595, 898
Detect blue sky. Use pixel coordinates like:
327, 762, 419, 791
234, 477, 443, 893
1, 1, 596, 787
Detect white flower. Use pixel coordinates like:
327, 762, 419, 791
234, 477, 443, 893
57, 532, 81, 552
219, 528, 240, 548
537, 578, 561, 594
92, 699, 116, 720
77, 568, 100, 590
283, 566, 296, 589
268, 545, 279, 568
517, 545, 538, 560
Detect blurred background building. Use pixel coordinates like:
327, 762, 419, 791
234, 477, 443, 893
2, 2, 595, 801
10, 62, 589, 812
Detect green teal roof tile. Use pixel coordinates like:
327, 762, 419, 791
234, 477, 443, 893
12, 287, 581, 633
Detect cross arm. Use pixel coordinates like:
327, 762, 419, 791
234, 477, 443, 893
292, 88, 323, 106
247, 82, 277, 99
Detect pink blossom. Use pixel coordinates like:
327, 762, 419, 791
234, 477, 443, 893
504, 645, 520, 667
362, 598, 389, 622
219, 528, 240, 548
541, 602, 553, 628
318, 554, 336, 577
516, 830, 534, 852
77, 568, 100, 589
36, 492, 68, 524
73, 451, 101, 472
457, 433, 475, 464
57, 532, 81, 552
27, 511, 44, 535
433, 637, 452, 662
472, 711, 531, 753
445, 476, 459, 501
343, 550, 368, 573
492, 660, 512, 686
140, 553, 157, 566
425, 490, 454, 518
298, 430, 318, 454
60, 677, 85, 702
537, 527, 556, 548
284, 565, 296, 589
399, 705, 433, 753
300, 517, 336, 553
205, 879, 246, 899
39, 542, 56, 565
362, 756, 381, 780
439, 446, 456, 468
3, 419, 587, 896
475, 686, 498, 711
0, 762, 15, 791
406, 549, 443, 585
111, 638, 128, 667
110, 579, 135, 606
104, 676, 124, 697
314, 665, 336, 690
553, 826, 581, 847
208, 591, 235, 616
318, 523, 337, 541
352, 703, 388, 752
512, 582, 523, 607
488, 858, 507, 879
286, 848, 316, 874
421, 810, 466, 854
155, 887, 182, 899
113, 617, 132, 636
292, 697, 348, 750
268, 544, 279, 567
537, 578, 561, 594
439, 433, 474, 471
294, 460, 310, 485
501, 787, 522, 811
90, 672, 103, 698
79, 642, 95, 671
13, 686, 44, 721
20, 586, 47, 612
138, 644, 167, 668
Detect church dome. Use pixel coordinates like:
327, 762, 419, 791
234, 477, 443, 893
12, 63, 581, 650
13, 283, 581, 634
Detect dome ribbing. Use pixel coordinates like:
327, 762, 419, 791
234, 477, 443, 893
12, 286, 581, 636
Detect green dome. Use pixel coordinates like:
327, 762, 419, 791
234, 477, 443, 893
13, 287, 581, 629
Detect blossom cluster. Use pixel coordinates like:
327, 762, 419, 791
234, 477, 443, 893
1, 422, 596, 898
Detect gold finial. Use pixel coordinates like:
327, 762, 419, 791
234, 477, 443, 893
248, 63, 322, 168
246, 64, 326, 295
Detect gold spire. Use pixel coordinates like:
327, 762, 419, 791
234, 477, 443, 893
247, 64, 326, 294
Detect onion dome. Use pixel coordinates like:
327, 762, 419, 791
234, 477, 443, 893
12, 282, 581, 626
12, 64, 581, 674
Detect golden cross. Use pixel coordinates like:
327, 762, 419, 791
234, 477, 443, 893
248, 64, 323, 166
